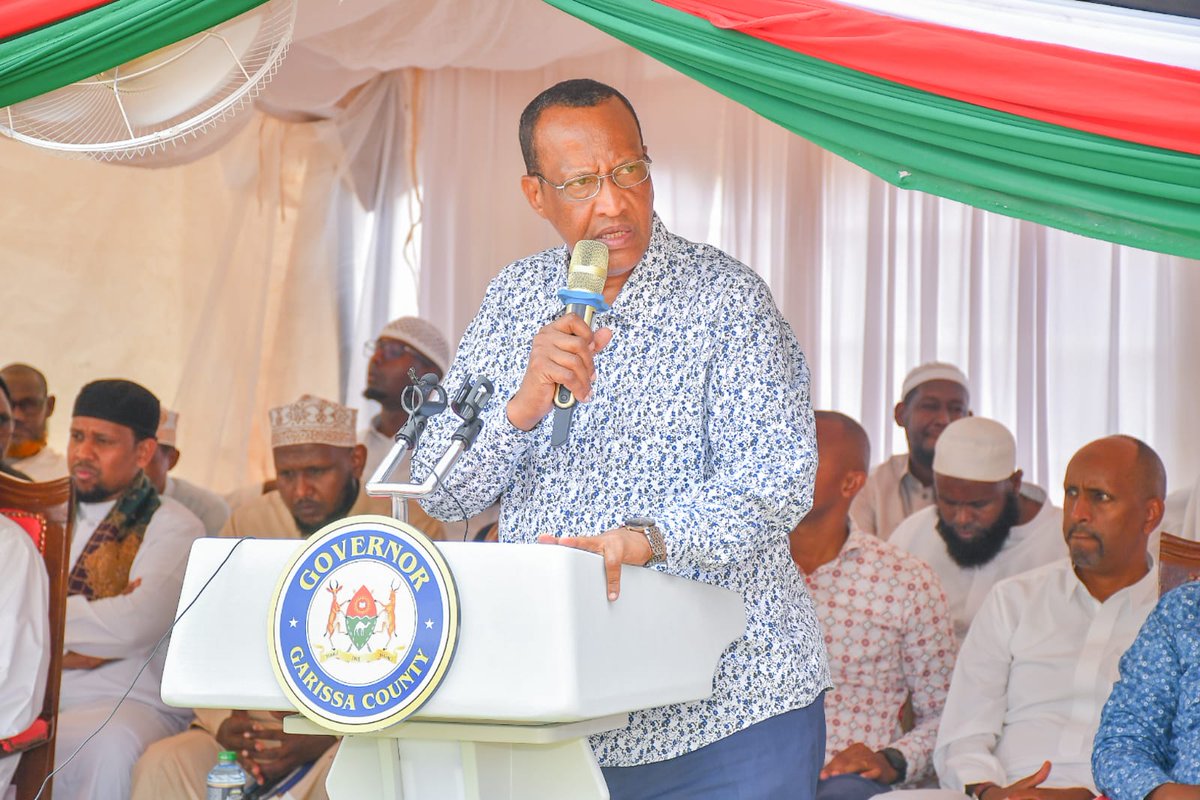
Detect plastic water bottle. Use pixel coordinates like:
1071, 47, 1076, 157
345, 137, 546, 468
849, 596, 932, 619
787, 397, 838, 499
206, 750, 246, 800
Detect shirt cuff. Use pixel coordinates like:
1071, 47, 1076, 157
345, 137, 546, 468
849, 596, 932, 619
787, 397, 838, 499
1121, 770, 1174, 800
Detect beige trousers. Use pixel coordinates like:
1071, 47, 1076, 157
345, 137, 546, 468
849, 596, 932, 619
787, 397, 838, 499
130, 727, 336, 800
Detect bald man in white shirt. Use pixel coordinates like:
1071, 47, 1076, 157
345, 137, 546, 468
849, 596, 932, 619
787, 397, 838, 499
894, 435, 1166, 800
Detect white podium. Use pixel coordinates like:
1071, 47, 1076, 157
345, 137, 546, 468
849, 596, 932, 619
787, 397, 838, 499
163, 538, 745, 799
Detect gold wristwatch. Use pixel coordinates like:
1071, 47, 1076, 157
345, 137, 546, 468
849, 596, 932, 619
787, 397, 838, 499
624, 516, 666, 566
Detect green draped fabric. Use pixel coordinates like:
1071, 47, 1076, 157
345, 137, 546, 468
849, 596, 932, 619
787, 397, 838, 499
0, 0, 268, 110
543, 0, 1200, 258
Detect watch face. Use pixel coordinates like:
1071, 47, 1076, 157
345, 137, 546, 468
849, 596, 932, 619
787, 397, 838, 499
624, 516, 655, 530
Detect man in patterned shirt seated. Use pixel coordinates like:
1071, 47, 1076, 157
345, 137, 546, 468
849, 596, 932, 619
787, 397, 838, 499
414, 78, 830, 799
1093, 581, 1200, 800
791, 411, 956, 800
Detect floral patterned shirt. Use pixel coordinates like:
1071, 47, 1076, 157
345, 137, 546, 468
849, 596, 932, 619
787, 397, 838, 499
414, 215, 831, 766
802, 526, 956, 784
1093, 581, 1200, 800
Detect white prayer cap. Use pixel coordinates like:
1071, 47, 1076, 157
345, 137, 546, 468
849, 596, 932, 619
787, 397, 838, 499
268, 395, 357, 449
156, 408, 179, 448
377, 316, 450, 376
933, 417, 1016, 483
901, 361, 969, 400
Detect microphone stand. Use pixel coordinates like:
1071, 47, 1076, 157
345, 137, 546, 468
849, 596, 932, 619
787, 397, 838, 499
366, 370, 493, 525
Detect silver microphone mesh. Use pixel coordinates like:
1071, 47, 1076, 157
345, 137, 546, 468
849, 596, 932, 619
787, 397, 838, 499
566, 239, 609, 295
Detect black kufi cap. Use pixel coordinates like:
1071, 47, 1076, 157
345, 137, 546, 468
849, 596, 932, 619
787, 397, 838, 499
73, 379, 160, 440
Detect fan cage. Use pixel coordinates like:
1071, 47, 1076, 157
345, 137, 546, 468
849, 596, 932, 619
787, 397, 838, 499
0, 0, 295, 160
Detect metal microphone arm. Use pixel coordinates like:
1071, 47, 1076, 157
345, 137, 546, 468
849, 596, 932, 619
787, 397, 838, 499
366, 373, 493, 524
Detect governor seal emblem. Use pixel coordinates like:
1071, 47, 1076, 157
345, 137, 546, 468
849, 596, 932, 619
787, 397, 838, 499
268, 514, 459, 732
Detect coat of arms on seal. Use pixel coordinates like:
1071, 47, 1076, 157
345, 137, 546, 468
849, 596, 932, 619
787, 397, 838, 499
268, 514, 459, 732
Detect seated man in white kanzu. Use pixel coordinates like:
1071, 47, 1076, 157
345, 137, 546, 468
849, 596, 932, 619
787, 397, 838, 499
132, 394, 398, 800
359, 315, 451, 479
0, 513, 50, 793
895, 436, 1165, 800
889, 417, 1065, 641
143, 408, 230, 537
850, 362, 971, 539
360, 317, 497, 540
55, 379, 206, 800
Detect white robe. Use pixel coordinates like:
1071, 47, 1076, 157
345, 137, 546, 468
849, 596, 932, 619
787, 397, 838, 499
0, 517, 49, 791
10, 446, 67, 482
164, 476, 230, 538
889, 488, 1067, 641
55, 495, 205, 800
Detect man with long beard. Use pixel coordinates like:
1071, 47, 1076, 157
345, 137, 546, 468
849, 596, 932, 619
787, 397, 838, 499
889, 416, 1065, 640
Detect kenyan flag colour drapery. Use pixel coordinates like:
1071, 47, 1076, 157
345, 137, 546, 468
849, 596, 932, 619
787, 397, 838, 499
0, 0, 268, 110
542, 0, 1200, 259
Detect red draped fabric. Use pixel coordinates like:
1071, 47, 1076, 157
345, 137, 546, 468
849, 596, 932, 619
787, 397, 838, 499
0, 0, 116, 39
656, 0, 1200, 156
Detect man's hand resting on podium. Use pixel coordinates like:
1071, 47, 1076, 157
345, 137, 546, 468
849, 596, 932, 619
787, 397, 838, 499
216, 710, 336, 787
539, 527, 652, 601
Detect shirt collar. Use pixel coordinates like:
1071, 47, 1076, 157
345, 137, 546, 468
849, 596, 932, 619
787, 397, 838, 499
1067, 552, 1158, 608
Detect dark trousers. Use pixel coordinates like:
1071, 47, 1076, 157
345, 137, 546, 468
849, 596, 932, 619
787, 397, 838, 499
601, 697, 826, 800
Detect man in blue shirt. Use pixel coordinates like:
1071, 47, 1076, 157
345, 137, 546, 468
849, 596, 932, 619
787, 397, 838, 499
1092, 581, 1200, 800
415, 78, 829, 799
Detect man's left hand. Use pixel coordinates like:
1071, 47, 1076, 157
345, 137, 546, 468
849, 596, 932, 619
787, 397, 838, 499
820, 742, 900, 784
538, 527, 652, 601
62, 652, 113, 670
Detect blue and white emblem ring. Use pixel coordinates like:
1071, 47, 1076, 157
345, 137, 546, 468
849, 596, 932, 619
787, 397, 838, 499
268, 514, 460, 732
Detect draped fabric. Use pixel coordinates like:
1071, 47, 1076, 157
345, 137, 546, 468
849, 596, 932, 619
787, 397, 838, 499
0, 0, 115, 39
0, 0, 268, 107
541, 0, 1200, 258
657, 0, 1200, 155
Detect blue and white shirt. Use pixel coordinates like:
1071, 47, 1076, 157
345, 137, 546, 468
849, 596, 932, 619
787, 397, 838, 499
1092, 581, 1200, 800
415, 215, 830, 765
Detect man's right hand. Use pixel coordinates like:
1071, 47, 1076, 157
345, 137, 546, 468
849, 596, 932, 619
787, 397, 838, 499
215, 710, 259, 776
506, 314, 612, 432
971, 762, 1095, 800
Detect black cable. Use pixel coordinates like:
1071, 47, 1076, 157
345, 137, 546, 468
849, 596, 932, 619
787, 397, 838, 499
430, 468, 471, 542
34, 536, 257, 800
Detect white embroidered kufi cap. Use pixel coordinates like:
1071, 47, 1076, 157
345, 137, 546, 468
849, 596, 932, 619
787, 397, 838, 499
901, 361, 970, 400
933, 417, 1016, 483
268, 394, 358, 449
156, 408, 179, 448
377, 316, 451, 376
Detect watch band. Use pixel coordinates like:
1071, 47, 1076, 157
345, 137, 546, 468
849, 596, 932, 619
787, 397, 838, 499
624, 516, 666, 566
879, 747, 908, 783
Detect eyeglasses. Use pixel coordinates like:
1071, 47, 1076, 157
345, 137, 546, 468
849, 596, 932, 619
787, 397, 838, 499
533, 157, 653, 202
363, 339, 425, 363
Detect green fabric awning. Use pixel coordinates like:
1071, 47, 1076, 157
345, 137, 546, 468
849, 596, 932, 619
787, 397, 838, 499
543, 0, 1200, 258
0, 0, 267, 109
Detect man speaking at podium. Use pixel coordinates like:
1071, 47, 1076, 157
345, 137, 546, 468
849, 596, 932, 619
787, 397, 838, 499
414, 79, 830, 799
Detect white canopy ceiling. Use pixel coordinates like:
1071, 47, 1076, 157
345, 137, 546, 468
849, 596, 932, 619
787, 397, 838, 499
260, 0, 623, 117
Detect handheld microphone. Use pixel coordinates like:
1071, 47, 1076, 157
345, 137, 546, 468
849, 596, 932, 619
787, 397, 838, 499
551, 239, 609, 448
